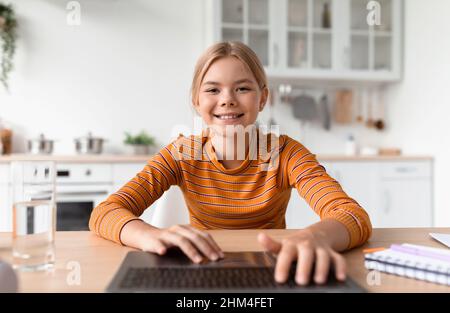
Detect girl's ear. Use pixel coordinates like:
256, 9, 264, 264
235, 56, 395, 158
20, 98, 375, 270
259, 87, 269, 111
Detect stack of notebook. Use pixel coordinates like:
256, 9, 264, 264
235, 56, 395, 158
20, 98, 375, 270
364, 243, 450, 286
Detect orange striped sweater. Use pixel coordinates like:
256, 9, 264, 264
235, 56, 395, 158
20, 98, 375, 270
89, 133, 372, 249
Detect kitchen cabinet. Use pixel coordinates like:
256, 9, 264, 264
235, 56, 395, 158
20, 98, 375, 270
285, 159, 433, 229
375, 161, 433, 227
205, 0, 403, 82
376, 180, 432, 227
0, 164, 11, 231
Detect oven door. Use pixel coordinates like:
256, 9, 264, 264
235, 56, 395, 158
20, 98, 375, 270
55, 184, 112, 231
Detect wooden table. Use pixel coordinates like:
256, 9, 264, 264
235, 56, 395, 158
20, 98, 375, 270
1, 228, 449, 293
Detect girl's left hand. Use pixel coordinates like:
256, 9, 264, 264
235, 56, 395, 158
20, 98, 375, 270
257, 230, 346, 285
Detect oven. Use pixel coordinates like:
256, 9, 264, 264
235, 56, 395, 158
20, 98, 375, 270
55, 163, 113, 231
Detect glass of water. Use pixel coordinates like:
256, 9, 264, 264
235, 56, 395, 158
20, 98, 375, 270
11, 161, 56, 271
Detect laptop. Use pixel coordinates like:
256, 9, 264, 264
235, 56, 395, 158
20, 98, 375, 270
106, 248, 364, 293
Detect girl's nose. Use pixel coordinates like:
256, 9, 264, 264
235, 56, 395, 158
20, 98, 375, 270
220, 92, 236, 107
220, 100, 236, 107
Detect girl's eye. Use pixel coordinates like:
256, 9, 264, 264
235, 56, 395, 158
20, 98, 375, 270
206, 88, 219, 94
237, 87, 250, 92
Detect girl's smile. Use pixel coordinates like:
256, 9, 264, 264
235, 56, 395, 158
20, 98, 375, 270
212, 112, 245, 124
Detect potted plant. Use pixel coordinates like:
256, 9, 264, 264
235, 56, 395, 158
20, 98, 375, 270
124, 131, 156, 155
0, 3, 18, 91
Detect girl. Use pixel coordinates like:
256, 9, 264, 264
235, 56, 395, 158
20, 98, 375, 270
89, 41, 372, 286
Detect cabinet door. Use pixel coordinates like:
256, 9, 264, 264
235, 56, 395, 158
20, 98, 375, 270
376, 161, 433, 227
0, 165, 11, 231
321, 161, 379, 221
377, 179, 432, 227
285, 0, 333, 71
219, 0, 271, 67
346, 0, 402, 78
0, 184, 12, 232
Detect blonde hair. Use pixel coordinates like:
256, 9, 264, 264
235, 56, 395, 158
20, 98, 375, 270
191, 41, 268, 106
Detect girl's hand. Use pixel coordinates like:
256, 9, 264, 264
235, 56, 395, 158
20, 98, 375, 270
138, 224, 224, 263
257, 230, 346, 285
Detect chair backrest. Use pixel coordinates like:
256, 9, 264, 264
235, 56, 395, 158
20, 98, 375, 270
142, 186, 190, 228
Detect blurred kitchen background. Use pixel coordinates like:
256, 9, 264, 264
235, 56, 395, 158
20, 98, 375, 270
1, 0, 449, 232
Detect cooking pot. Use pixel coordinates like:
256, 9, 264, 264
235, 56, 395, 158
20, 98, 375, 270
74, 132, 105, 154
27, 134, 54, 154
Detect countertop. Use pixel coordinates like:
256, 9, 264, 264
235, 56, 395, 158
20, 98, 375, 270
0, 154, 434, 163
0, 228, 449, 293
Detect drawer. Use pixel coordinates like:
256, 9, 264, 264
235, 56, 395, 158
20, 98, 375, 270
380, 161, 432, 179
56, 163, 112, 183
112, 163, 146, 184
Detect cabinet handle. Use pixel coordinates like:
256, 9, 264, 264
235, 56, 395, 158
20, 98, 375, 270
395, 167, 416, 174
273, 43, 279, 67
383, 190, 391, 214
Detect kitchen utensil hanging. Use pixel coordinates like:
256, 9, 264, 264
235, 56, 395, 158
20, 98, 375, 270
319, 93, 331, 131
356, 88, 364, 123
278, 84, 292, 104
365, 89, 375, 128
374, 88, 386, 131
292, 93, 318, 121
334, 89, 353, 124
291, 92, 318, 146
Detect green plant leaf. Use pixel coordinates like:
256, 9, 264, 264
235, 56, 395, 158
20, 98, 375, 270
0, 3, 18, 91
123, 130, 155, 146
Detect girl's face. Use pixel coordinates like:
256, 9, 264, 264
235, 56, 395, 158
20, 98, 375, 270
195, 56, 268, 136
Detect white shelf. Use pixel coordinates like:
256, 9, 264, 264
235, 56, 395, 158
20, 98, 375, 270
311, 28, 332, 35
351, 30, 370, 36
374, 31, 393, 37
221, 23, 244, 29
287, 26, 308, 33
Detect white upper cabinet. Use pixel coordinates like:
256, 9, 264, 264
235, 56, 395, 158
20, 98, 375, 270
206, 0, 403, 83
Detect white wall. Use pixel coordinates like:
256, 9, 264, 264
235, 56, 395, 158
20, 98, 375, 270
380, 0, 450, 226
0, 0, 205, 153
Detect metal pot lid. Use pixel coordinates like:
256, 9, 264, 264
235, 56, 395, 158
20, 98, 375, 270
75, 132, 105, 141
28, 133, 54, 142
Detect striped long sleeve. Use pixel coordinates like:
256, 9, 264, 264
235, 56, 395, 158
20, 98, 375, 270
89, 142, 181, 244
284, 138, 372, 249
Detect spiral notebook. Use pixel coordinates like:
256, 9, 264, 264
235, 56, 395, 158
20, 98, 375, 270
364, 244, 450, 286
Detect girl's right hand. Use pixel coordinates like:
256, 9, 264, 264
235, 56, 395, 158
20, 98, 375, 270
138, 224, 224, 263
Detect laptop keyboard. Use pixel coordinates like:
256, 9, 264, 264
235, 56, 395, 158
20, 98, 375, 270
119, 266, 324, 290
